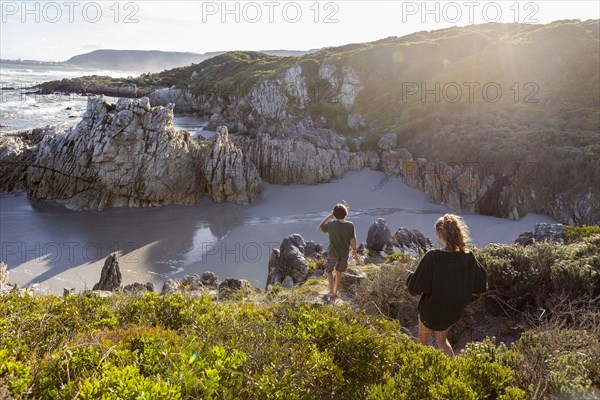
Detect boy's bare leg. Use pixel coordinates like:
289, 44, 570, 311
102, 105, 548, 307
326, 272, 335, 297
333, 270, 343, 296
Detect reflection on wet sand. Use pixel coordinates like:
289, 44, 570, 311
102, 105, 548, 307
1, 170, 557, 294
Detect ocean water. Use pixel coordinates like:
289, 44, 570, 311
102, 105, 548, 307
0, 61, 211, 135
0, 64, 558, 294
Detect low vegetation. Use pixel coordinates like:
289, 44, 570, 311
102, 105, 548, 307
2, 236, 599, 399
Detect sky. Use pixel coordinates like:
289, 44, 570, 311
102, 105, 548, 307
1, 0, 599, 61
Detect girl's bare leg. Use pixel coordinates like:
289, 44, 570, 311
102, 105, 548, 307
417, 315, 432, 346
434, 328, 454, 357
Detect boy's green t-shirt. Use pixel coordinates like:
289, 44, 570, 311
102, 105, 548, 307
322, 219, 356, 258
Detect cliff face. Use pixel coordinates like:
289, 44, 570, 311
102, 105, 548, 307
232, 131, 379, 185
20, 97, 262, 210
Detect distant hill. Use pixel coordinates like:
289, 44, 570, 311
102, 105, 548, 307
63, 49, 318, 72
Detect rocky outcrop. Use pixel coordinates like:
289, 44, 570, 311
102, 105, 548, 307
380, 148, 493, 216
266, 234, 324, 289
161, 274, 204, 294
366, 219, 395, 252
26, 97, 203, 210
18, 97, 262, 210
204, 126, 262, 204
93, 254, 121, 292
515, 223, 566, 246
123, 282, 154, 294
0, 128, 48, 191
0, 262, 8, 286
394, 228, 433, 254
233, 131, 379, 185
218, 278, 252, 299
534, 223, 565, 244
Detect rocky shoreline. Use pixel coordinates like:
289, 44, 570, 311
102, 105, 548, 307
1, 220, 567, 298
2, 95, 598, 224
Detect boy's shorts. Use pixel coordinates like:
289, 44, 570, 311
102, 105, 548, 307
325, 257, 348, 273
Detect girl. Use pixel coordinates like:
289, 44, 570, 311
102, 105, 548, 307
407, 214, 487, 356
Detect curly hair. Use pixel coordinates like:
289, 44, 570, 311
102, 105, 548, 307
434, 214, 470, 252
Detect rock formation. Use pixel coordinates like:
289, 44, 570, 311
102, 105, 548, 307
203, 126, 262, 204
233, 131, 379, 185
92, 254, 122, 292
123, 282, 154, 294
266, 234, 324, 289
1, 96, 263, 210
0, 262, 8, 287
366, 219, 395, 252
394, 228, 433, 254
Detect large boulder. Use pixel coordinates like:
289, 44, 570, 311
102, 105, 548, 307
366, 219, 394, 252
266, 234, 323, 289
394, 228, 432, 253
218, 278, 252, 299
201, 271, 220, 288
92, 254, 121, 292
534, 223, 565, 244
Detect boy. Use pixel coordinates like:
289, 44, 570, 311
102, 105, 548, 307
317, 203, 358, 298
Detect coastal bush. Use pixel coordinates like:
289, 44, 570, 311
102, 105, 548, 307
475, 236, 600, 313
1, 292, 528, 399
565, 226, 600, 242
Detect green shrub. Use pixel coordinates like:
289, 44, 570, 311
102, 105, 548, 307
511, 329, 600, 399
565, 226, 600, 242
386, 253, 412, 264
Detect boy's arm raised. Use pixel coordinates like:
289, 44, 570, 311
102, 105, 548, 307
317, 213, 334, 232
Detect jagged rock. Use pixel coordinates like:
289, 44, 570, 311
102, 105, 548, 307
201, 271, 220, 288
0, 128, 47, 191
377, 133, 398, 150
161, 278, 178, 295
265, 234, 318, 289
203, 126, 262, 204
123, 282, 154, 294
279, 234, 309, 283
313, 269, 324, 278
218, 278, 251, 299
394, 228, 432, 253
282, 275, 294, 289
20, 97, 261, 210
92, 254, 121, 292
340, 268, 367, 296
266, 249, 283, 288
180, 274, 204, 290
233, 132, 378, 186
533, 223, 565, 244
305, 241, 325, 258
515, 231, 534, 246
0, 262, 7, 286
366, 219, 394, 252
160, 274, 205, 294
357, 243, 366, 255
26, 97, 202, 210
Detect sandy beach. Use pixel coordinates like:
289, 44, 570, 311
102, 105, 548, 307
1, 170, 556, 294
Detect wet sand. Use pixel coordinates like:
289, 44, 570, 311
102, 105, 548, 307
1, 170, 556, 294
